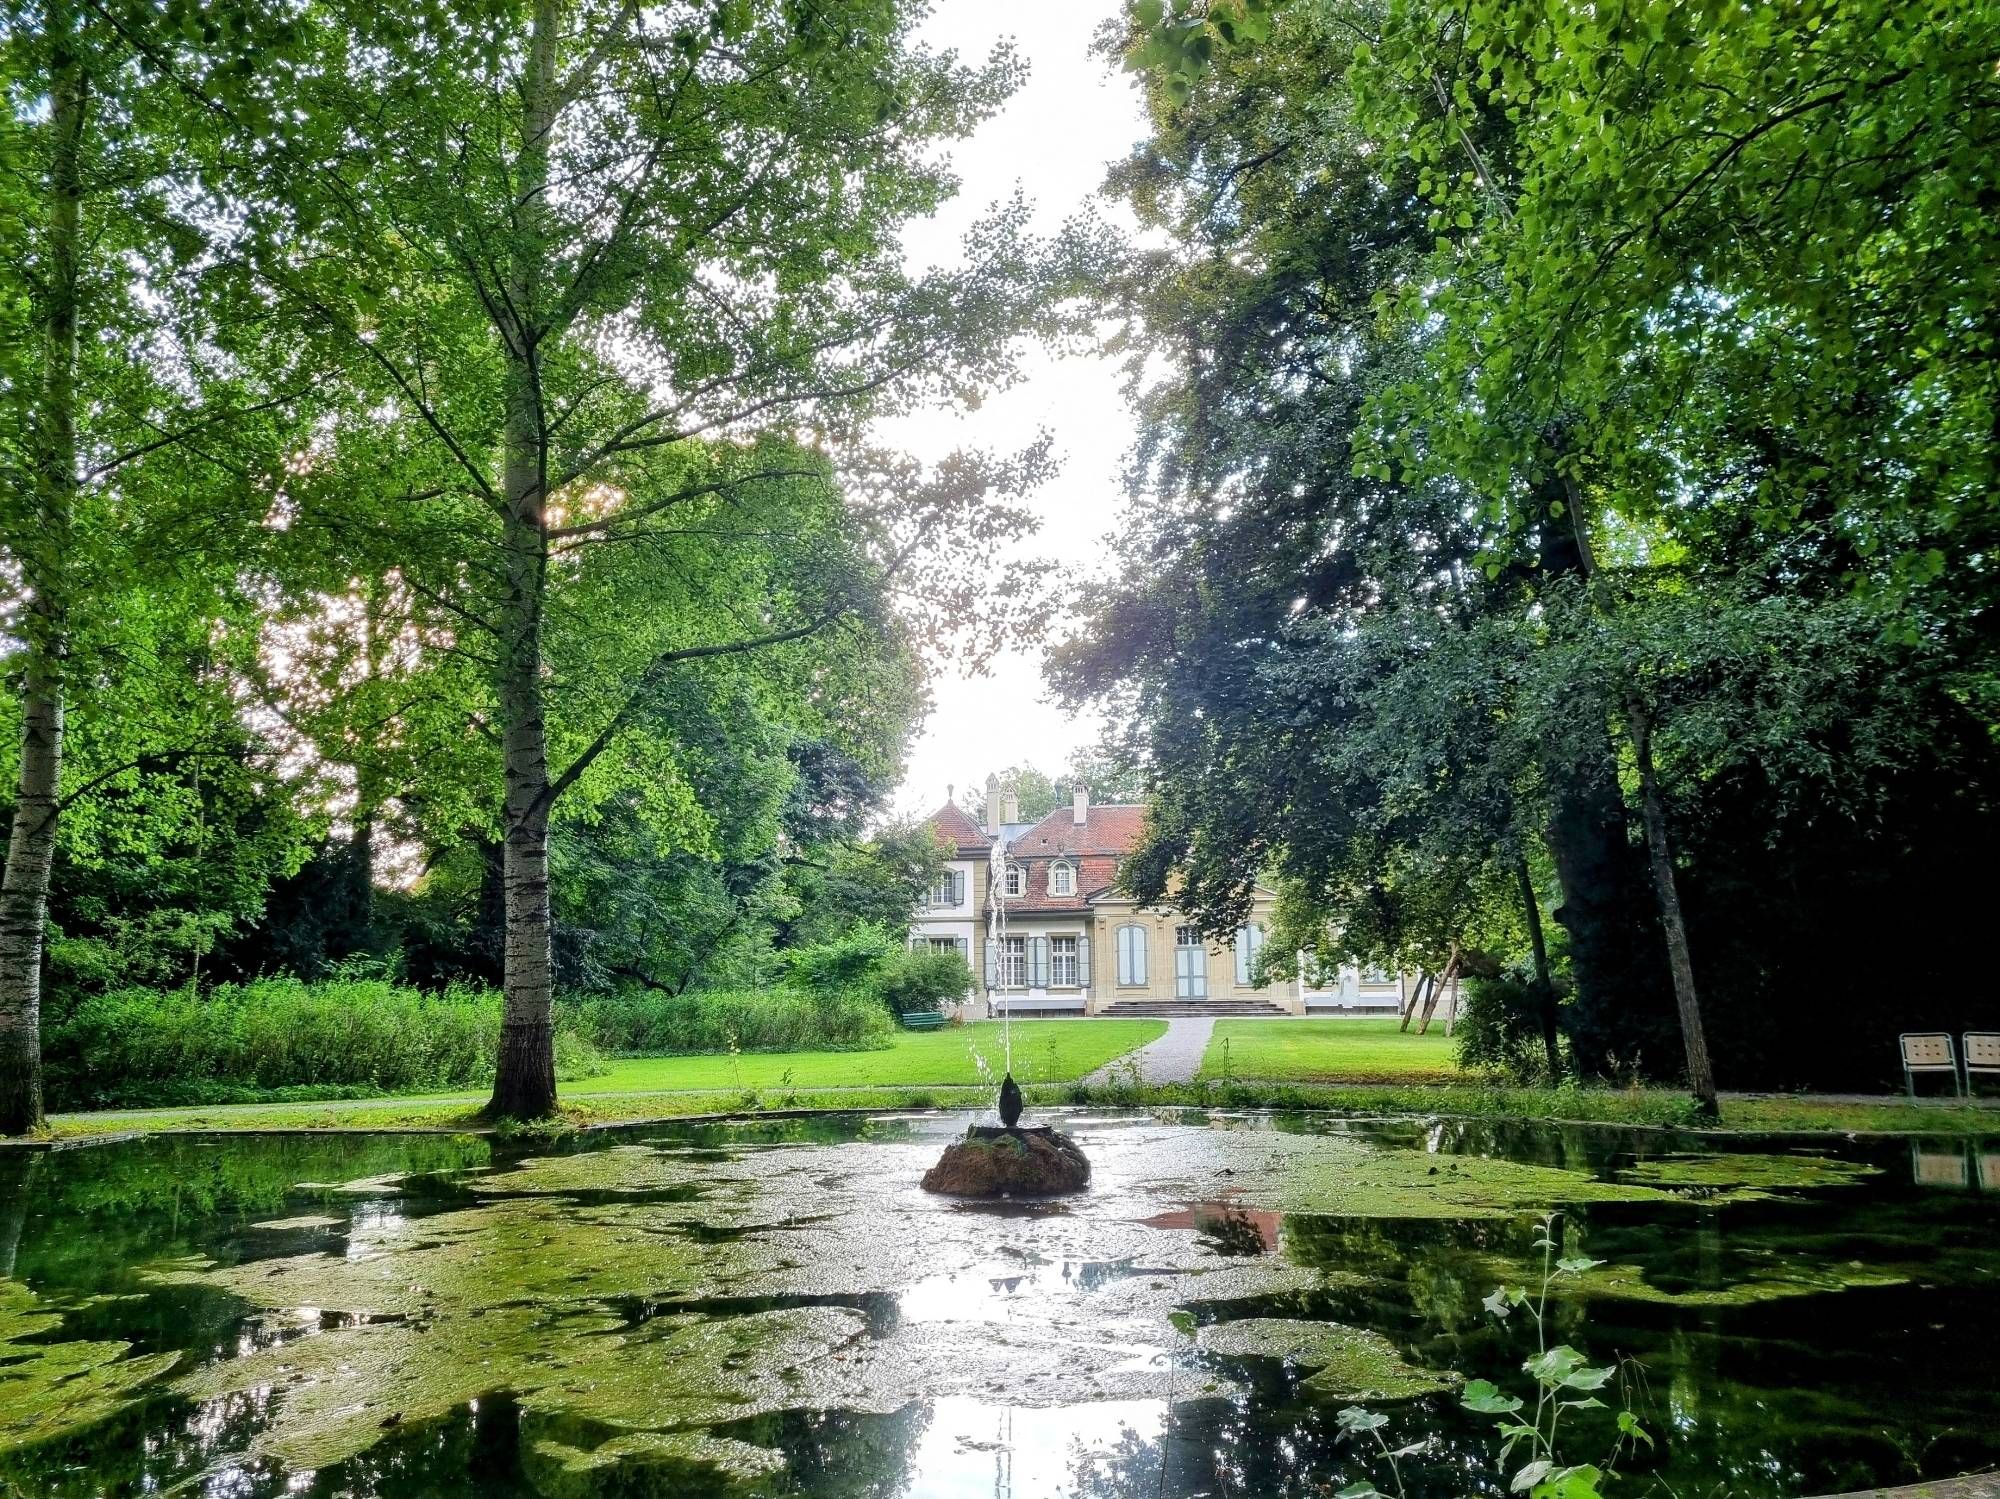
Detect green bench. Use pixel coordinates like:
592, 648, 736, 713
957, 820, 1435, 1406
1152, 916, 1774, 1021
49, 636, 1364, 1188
898, 1010, 948, 1031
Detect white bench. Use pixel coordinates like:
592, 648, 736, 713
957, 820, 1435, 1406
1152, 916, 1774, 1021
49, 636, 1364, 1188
1900, 1032, 1961, 1100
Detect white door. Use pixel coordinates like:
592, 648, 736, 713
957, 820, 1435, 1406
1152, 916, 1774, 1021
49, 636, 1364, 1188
1175, 927, 1206, 999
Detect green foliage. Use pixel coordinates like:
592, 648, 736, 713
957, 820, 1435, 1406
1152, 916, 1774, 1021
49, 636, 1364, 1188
870, 948, 973, 1017
782, 923, 902, 1002
1455, 974, 1561, 1084
1073, 0, 2000, 1091
567, 987, 891, 1057
41, 978, 604, 1109
1339, 1214, 1648, 1499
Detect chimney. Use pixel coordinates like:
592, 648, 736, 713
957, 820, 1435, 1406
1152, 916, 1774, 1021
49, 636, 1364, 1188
1072, 783, 1089, 826
983, 773, 1001, 835
1002, 789, 1020, 824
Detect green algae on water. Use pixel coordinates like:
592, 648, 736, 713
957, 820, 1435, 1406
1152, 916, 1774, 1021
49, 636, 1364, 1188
0, 1279, 179, 1454
1196, 1316, 1459, 1402
1618, 1152, 1882, 1201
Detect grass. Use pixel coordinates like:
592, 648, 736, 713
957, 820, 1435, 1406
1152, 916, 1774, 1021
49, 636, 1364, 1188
27, 1020, 1163, 1140
583, 1019, 1165, 1092
24, 1077, 1996, 1144
1199, 1018, 1461, 1083
16, 1015, 1996, 1142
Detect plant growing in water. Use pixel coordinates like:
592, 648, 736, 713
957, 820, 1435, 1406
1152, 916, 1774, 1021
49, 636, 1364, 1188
1335, 1213, 1650, 1499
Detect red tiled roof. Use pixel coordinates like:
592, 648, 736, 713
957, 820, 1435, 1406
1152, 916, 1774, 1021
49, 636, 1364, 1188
922, 801, 991, 856
999, 805, 1148, 913
1008, 804, 1148, 859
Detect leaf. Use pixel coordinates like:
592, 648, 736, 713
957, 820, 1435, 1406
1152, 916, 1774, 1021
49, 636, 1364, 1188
1482, 1286, 1513, 1318
1461, 1379, 1525, 1415
1541, 1464, 1607, 1499
1559, 1365, 1615, 1392
1554, 1256, 1602, 1276
1336, 1406, 1389, 1434
1617, 1410, 1655, 1449
1337, 1486, 1384, 1499
1512, 1459, 1554, 1492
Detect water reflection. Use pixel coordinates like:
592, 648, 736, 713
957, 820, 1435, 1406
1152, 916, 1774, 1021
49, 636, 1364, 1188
0, 1116, 1996, 1497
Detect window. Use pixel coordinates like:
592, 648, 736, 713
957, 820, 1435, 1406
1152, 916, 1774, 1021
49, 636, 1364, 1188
1050, 862, 1074, 897
999, 936, 1026, 987
1116, 924, 1148, 986
1360, 965, 1394, 988
925, 937, 965, 959
929, 871, 964, 908
1004, 864, 1024, 898
1051, 936, 1078, 987
1233, 924, 1266, 986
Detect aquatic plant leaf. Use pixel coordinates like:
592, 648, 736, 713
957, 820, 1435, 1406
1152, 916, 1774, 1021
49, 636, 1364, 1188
1461, 1379, 1524, 1415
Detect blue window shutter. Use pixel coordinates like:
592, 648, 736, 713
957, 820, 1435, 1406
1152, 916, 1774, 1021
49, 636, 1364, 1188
1235, 928, 1251, 986
956, 936, 969, 965
1077, 935, 1091, 988
1030, 937, 1050, 987
1118, 924, 1147, 985
984, 941, 999, 988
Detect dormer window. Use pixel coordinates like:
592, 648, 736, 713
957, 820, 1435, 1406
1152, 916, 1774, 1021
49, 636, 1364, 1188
1049, 862, 1074, 897
1004, 864, 1024, 898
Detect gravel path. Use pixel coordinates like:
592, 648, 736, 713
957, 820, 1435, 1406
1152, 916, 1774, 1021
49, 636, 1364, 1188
1085, 1017, 1215, 1085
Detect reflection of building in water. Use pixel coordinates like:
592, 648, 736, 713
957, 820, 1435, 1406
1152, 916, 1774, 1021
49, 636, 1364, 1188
1140, 1200, 1282, 1255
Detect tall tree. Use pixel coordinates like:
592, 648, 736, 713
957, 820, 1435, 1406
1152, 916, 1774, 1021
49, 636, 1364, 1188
0, 0, 303, 1132
251, 0, 1054, 1114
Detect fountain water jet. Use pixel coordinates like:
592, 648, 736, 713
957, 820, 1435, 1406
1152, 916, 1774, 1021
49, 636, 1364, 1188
920, 793, 1090, 1198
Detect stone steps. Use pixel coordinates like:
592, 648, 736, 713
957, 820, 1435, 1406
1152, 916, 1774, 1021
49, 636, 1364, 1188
1099, 1000, 1289, 1018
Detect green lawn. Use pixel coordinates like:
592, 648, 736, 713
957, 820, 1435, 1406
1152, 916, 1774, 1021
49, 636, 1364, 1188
1200, 1018, 1460, 1083
584, 1020, 1164, 1093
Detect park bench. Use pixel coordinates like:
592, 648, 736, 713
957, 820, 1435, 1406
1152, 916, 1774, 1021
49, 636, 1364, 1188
1899, 1032, 1960, 1100
899, 1009, 947, 1031
1964, 1032, 2000, 1098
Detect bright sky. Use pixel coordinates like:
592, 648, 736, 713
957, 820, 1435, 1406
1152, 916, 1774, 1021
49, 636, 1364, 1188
874, 0, 1147, 822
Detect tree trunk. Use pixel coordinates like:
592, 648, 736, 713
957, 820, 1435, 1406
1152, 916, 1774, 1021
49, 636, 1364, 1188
1400, 972, 1429, 1033
486, 0, 560, 1121
1539, 470, 1676, 1076
1515, 856, 1561, 1080
1626, 694, 1718, 1115
0, 20, 85, 1136
1416, 945, 1456, 1035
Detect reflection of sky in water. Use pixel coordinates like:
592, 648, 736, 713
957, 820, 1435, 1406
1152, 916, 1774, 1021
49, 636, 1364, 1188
904, 1396, 1167, 1499
5, 1113, 2000, 1498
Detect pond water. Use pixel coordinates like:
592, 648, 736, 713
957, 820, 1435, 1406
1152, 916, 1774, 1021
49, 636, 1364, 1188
1, 1111, 1995, 1498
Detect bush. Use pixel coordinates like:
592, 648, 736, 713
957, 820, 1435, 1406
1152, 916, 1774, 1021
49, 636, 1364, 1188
1454, 972, 1563, 1084
871, 948, 972, 1016
782, 924, 899, 999
44, 978, 604, 1110
567, 985, 892, 1055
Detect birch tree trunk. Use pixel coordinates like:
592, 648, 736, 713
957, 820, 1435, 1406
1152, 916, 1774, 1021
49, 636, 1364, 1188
0, 17, 84, 1136
486, 0, 560, 1120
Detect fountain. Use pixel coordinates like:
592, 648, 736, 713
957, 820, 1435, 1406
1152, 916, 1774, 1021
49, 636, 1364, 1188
921, 805, 1091, 1198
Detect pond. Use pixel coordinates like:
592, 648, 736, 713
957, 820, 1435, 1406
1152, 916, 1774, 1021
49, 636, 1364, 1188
1, 1111, 1995, 1497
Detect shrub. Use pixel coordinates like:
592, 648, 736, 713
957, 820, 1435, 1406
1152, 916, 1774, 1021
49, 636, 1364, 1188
870, 948, 973, 1015
567, 985, 892, 1055
43, 978, 604, 1110
781, 923, 899, 1000
1454, 972, 1563, 1084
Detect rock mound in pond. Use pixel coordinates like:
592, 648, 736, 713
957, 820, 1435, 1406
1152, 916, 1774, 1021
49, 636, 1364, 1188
922, 1126, 1090, 1198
